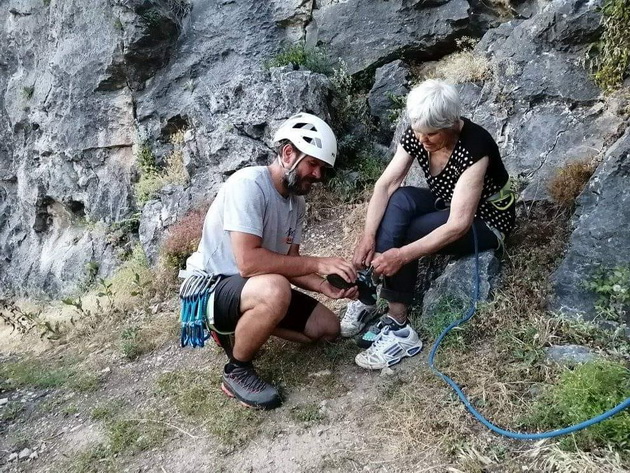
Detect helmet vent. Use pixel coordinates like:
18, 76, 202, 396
312, 137, 322, 149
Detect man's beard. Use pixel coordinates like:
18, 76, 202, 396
283, 169, 318, 196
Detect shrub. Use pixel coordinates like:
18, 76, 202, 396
428, 51, 491, 84
584, 265, 630, 323
589, 0, 630, 92
547, 160, 596, 207
265, 42, 333, 75
134, 134, 189, 204
22, 86, 34, 100
160, 204, 209, 271
526, 360, 630, 451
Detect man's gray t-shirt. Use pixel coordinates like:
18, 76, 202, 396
186, 166, 306, 276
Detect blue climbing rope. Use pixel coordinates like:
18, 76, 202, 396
427, 225, 630, 440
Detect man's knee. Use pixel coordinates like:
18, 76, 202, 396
242, 274, 292, 319
305, 306, 340, 341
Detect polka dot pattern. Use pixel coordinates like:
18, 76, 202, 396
401, 122, 515, 235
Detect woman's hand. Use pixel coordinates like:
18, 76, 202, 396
352, 234, 376, 269
319, 280, 359, 300
371, 248, 406, 277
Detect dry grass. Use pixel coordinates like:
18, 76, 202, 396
373, 202, 628, 469
426, 51, 492, 84
547, 159, 597, 208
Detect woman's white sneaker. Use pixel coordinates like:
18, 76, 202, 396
355, 325, 423, 370
340, 300, 377, 337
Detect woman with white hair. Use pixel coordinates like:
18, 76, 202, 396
342, 79, 516, 370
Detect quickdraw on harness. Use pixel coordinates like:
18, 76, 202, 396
178, 271, 221, 348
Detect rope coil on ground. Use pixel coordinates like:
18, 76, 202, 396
427, 225, 630, 440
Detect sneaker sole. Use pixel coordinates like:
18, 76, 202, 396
354, 343, 423, 370
221, 382, 282, 410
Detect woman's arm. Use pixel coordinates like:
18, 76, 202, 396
352, 144, 415, 268
371, 156, 489, 277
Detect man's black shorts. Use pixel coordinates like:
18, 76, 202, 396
211, 274, 319, 334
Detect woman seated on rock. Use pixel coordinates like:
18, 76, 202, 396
342, 79, 516, 370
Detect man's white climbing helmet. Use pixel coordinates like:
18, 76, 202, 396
273, 112, 338, 167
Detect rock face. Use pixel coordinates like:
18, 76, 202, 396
0, 0, 628, 303
422, 251, 500, 319
552, 130, 630, 326
308, 0, 472, 75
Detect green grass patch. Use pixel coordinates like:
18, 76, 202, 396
290, 402, 326, 424
525, 360, 630, 452
0, 402, 24, 423
119, 325, 157, 361
91, 401, 125, 422
256, 339, 356, 397
68, 445, 117, 473
417, 296, 469, 350
69, 411, 169, 472
156, 369, 265, 445
0, 358, 101, 393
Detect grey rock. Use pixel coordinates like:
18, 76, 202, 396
308, 0, 472, 75
422, 251, 500, 319
368, 60, 411, 144
18, 448, 31, 460
8, 452, 18, 462
545, 344, 596, 365
0, 397, 8, 406
551, 129, 630, 327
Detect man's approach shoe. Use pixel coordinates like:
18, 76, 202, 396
221, 363, 281, 409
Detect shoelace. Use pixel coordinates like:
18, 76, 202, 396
231, 367, 268, 393
368, 326, 393, 352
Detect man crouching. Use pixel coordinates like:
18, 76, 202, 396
184, 113, 358, 409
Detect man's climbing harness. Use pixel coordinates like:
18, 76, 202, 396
428, 225, 630, 440
178, 271, 221, 348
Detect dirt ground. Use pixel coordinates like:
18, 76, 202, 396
1, 204, 628, 473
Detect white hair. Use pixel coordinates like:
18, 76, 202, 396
406, 79, 461, 131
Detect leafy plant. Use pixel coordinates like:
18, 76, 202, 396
134, 137, 189, 204
265, 42, 333, 75
385, 91, 407, 125
525, 360, 630, 451
21, 86, 34, 100
584, 266, 630, 323
588, 0, 630, 92
0, 300, 65, 340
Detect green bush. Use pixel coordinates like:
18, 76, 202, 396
265, 43, 332, 75
584, 265, 630, 323
589, 0, 630, 92
526, 360, 630, 451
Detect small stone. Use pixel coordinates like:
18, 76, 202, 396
18, 448, 31, 460
545, 345, 596, 365
8, 452, 18, 462
380, 367, 395, 376
101, 367, 111, 374
0, 397, 8, 406
29, 451, 38, 460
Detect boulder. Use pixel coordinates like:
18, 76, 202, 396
368, 60, 411, 144
422, 251, 500, 319
551, 129, 630, 328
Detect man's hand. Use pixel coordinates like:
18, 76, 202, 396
319, 280, 359, 300
371, 248, 406, 277
316, 257, 357, 284
352, 234, 376, 269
